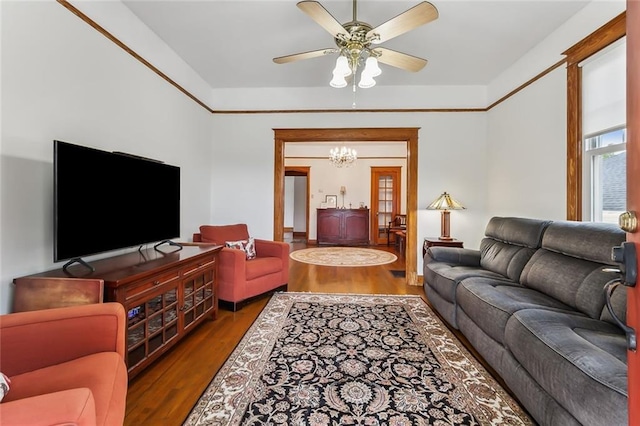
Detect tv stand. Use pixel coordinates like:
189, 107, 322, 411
62, 257, 95, 274
153, 239, 183, 252
13, 245, 222, 379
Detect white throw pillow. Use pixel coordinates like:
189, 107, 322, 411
225, 237, 257, 260
0, 373, 10, 402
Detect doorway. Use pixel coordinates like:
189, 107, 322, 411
284, 167, 310, 242
371, 167, 402, 245
273, 128, 419, 285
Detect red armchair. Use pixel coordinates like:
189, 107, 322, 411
193, 224, 289, 311
0, 303, 128, 426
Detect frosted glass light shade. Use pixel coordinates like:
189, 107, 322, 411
358, 72, 376, 88
330, 73, 348, 88
363, 57, 382, 77
333, 56, 352, 77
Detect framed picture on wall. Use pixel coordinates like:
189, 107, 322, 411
325, 195, 337, 208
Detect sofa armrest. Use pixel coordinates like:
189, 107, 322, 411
218, 246, 247, 276
0, 388, 96, 426
255, 239, 289, 259
0, 303, 126, 376
426, 247, 481, 267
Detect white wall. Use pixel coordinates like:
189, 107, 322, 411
0, 1, 214, 314
210, 112, 489, 272
486, 67, 568, 221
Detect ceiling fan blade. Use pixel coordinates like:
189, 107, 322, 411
297, 1, 350, 39
374, 47, 427, 72
367, 2, 438, 44
273, 48, 336, 64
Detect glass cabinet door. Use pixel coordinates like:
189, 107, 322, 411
126, 285, 179, 369
371, 167, 401, 245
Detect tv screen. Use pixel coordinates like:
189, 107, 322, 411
54, 140, 180, 262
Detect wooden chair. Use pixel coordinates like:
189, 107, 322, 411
387, 214, 407, 246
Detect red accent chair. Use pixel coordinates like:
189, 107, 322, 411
0, 303, 128, 426
193, 224, 289, 311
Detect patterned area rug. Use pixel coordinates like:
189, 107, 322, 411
184, 293, 533, 425
290, 247, 397, 267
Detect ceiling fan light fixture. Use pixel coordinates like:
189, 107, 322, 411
276, 0, 438, 89
330, 72, 348, 88
363, 56, 381, 77
358, 72, 376, 89
333, 55, 352, 77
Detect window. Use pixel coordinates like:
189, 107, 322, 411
580, 38, 626, 223
583, 127, 626, 223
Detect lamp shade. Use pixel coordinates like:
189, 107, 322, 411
427, 192, 465, 241
426, 192, 465, 211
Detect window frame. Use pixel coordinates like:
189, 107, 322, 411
564, 12, 626, 221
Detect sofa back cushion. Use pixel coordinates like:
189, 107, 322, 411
520, 221, 625, 319
479, 217, 551, 281
199, 224, 249, 245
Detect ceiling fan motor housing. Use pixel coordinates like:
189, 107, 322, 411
335, 21, 378, 67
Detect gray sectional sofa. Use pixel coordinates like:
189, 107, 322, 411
423, 217, 628, 426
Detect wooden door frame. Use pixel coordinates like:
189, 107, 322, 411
274, 128, 419, 285
370, 167, 402, 245
626, 1, 639, 423
284, 167, 311, 241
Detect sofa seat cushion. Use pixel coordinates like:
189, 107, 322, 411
457, 277, 577, 344
5, 351, 127, 426
424, 263, 510, 305
246, 257, 283, 281
505, 309, 627, 426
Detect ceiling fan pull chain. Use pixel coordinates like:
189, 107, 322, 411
352, 77, 357, 109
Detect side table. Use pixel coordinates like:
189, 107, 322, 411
423, 237, 464, 258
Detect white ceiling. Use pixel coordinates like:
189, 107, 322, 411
121, 0, 590, 90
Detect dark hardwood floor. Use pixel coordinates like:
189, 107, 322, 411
124, 240, 417, 425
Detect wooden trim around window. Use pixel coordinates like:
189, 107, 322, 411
274, 128, 419, 285
564, 12, 626, 221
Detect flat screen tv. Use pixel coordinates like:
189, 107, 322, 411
54, 140, 180, 265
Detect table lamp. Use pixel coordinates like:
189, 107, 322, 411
427, 192, 465, 240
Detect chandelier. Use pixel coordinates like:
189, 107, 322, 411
329, 146, 357, 167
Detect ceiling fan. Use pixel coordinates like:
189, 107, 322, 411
273, 0, 439, 89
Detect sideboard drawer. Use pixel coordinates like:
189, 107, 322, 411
124, 270, 180, 300
181, 256, 216, 277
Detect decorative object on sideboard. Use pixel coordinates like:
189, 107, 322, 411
427, 191, 465, 240
340, 186, 346, 208
329, 146, 357, 167
325, 194, 338, 208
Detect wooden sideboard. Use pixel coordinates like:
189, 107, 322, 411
317, 208, 370, 245
13, 245, 222, 379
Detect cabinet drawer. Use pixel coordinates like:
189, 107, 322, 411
181, 256, 216, 277
124, 270, 180, 300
